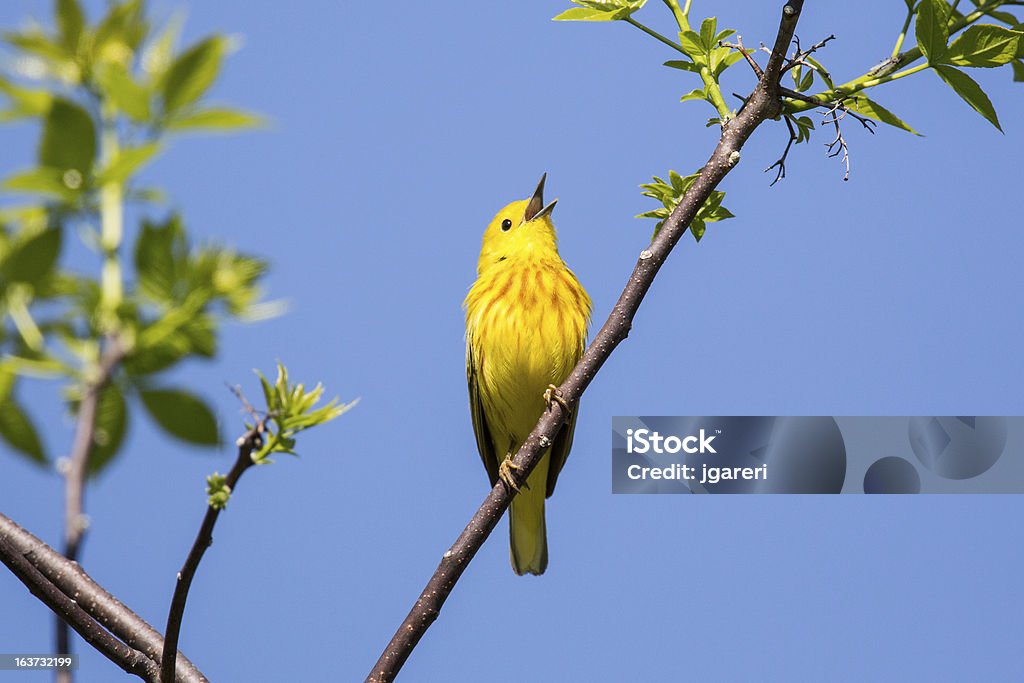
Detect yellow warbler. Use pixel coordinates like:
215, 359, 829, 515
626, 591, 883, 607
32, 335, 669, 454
464, 174, 591, 575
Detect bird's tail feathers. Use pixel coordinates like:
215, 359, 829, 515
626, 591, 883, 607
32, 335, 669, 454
509, 458, 549, 575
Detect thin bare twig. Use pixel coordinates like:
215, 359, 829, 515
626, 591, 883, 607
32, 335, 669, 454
782, 33, 836, 72
769, 89, 874, 184
227, 382, 261, 421
720, 35, 763, 78
765, 115, 799, 186
780, 87, 877, 130
366, 2, 806, 681
160, 421, 266, 683
823, 105, 850, 180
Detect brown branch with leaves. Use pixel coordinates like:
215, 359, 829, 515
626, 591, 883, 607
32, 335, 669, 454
365, 2, 806, 680
159, 423, 264, 683
161, 367, 351, 683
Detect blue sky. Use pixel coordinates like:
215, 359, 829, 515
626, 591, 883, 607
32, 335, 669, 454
1, 1, 1023, 681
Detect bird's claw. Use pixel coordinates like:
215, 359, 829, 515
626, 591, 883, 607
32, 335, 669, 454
543, 384, 570, 419
498, 457, 528, 493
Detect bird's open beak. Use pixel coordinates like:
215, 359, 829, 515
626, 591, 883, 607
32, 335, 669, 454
523, 173, 557, 222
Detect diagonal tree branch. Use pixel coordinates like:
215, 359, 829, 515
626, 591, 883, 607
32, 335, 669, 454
160, 422, 265, 683
0, 513, 208, 682
0, 534, 159, 680
366, 2, 805, 681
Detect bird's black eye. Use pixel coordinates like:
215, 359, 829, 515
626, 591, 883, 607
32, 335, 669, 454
501, 218, 512, 232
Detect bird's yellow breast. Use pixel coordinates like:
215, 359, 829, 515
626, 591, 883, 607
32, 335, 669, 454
465, 258, 590, 445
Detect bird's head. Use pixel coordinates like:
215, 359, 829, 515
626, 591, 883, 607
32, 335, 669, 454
478, 174, 560, 273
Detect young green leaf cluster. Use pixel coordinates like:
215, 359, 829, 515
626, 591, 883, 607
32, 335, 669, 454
0, 0, 269, 474
555, 0, 746, 236
557, 0, 1021, 200
251, 363, 355, 464
665, 17, 744, 117
639, 170, 734, 242
205, 471, 230, 510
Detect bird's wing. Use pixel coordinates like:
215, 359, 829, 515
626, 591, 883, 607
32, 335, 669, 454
467, 341, 499, 486
546, 400, 579, 498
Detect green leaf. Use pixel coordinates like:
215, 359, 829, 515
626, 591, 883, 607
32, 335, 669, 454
188, 247, 269, 315
984, 10, 1019, 26
800, 68, 814, 92
2, 228, 62, 285
947, 25, 1022, 67
95, 143, 161, 186
56, 0, 86, 53
161, 36, 227, 114
846, 95, 920, 135
166, 107, 265, 131
2, 167, 80, 200
0, 79, 53, 120
0, 367, 13, 399
790, 115, 814, 144
916, 0, 949, 64
805, 56, 835, 89
664, 59, 699, 72
3, 31, 69, 63
679, 88, 706, 103
123, 338, 189, 375
712, 49, 743, 78
933, 65, 1002, 130
699, 17, 717, 51
668, 170, 685, 193
553, 7, 616, 21
89, 384, 128, 476
553, 1, 646, 21
40, 99, 96, 175
0, 398, 46, 464
139, 387, 220, 446
181, 314, 216, 357
1013, 59, 1024, 82
678, 30, 705, 59
93, 0, 147, 61
94, 64, 151, 121
141, 13, 183, 79
134, 215, 185, 303
690, 218, 706, 242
